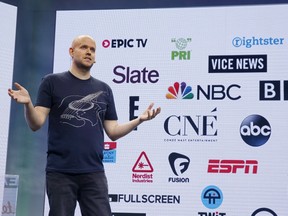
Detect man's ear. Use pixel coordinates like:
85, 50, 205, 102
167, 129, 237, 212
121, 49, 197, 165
69, 47, 74, 58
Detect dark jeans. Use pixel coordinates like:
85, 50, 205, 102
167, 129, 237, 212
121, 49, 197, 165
46, 171, 112, 216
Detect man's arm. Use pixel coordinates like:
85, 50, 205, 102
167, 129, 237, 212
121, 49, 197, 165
104, 103, 161, 141
8, 82, 50, 131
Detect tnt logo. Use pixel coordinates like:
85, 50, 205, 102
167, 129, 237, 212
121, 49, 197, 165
171, 38, 192, 60
259, 80, 288, 100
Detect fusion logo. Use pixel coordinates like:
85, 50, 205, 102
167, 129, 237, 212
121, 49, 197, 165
132, 152, 154, 183
112, 65, 159, 84
166, 82, 241, 100
232, 36, 284, 48
171, 38, 192, 60
168, 152, 190, 183
109, 194, 180, 204
240, 114, 271, 147
208, 55, 267, 73
207, 159, 258, 174
103, 142, 117, 163
251, 208, 277, 216
102, 38, 147, 48
259, 80, 288, 100
198, 185, 226, 216
163, 108, 218, 143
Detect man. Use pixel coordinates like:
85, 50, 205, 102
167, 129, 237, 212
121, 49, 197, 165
8, 35, 161, 216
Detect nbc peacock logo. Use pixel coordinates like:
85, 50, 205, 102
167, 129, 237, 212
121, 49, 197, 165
166, 82, 194, 99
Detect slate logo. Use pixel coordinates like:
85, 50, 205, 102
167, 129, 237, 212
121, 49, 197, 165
209, 55, 267, 73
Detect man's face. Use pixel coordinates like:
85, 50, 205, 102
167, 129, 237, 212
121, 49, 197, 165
70, 36, 96, 70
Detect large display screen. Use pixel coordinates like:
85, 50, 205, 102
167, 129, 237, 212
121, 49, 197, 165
45, 4, 288, 215
0, 1, 17, 214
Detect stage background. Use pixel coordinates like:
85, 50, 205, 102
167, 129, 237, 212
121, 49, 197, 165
2, 0, 288, 215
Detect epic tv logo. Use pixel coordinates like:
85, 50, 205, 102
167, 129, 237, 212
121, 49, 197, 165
171, 38, 192, 60
240, 114, 271, 147
102, 38, 147, 48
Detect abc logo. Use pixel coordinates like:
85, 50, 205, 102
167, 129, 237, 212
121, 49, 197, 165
240, 114, 271, 147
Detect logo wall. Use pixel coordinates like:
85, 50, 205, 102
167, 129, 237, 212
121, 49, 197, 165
52, 5, 288, 216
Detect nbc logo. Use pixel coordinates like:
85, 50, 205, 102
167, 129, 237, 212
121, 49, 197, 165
166, 82, 194, 99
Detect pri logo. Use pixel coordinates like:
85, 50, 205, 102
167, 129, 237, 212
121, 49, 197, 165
171, 38, 192, 60
166, 82, 194, 99
201, 185, 223, 209
240, 114, 271, 147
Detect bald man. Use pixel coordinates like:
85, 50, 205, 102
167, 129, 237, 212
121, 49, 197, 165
8, 35, 161, 216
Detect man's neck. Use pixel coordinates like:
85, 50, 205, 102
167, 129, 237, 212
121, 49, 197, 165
69, 67, 91, 80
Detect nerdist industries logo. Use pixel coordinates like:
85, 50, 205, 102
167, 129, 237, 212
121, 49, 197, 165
171, 38, 192, 60
168, 152, 190, 183
240, 114, 271, 147
166, 82, 241, 100
132, 152, 154, 183
164, 108, 218, 143
198, 185, 226, 216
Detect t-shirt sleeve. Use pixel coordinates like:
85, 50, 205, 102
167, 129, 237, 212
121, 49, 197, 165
35, 76, 53, 108
105, 85, 118, 121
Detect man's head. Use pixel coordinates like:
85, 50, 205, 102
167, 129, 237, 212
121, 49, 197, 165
69, 35, 96, 72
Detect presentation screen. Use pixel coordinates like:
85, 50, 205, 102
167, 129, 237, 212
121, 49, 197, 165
45, 4, 288, 216
0, 2, 17, 213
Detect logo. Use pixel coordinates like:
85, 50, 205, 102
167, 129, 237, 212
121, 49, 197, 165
168, 152, 190, 183
259, 80, 288, 100
208, 55, 267, 73
171, 38, 192, 60
112, 213, 146, 216
207, 159, 258, 174
103, 142, 117, 163
251, 207, 277, 216
112, 214, 146, 216
166, 82, 194, 99
109, 194, 180, 204
201, 185, 223, 209
112, 65, 159, 84
164, 108, 218, 142
102, 38, 147, 48
166, 82, 241, 100
232, 36, 284, 48
132, 152, 154, 183
240, 114, 271, 147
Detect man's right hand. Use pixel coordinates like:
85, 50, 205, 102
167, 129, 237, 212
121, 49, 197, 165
8, 82, 31, 104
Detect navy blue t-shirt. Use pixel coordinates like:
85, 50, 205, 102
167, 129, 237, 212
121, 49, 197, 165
35, 71, 118, 173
